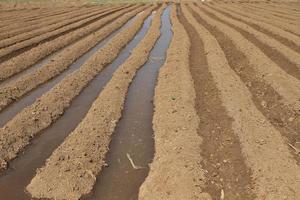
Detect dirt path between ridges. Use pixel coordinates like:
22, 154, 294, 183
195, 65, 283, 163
0, 6, 140, 111
26, 5, 163, 200
0, 9, 154, 200
255, 3, 300, 16
0, 5, 152, 171
208, 4, 300, 52
0, 6, 81, 27
178, 6, 255, 200
186, 3, 300, 199
0, 6, 110, 42
139, 5, 210, 200
0, 6, 104, 39
243, 4, 300, 20
0, 5, 132, 83
218, 3, 300, 35
0, 8, 93, 34
190, 4, 300, 164
0, 6, 131, 62
190, 4, 300, 115
240, 4, 300, 23
198, 4, 300, 80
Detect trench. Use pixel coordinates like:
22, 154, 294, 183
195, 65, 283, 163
0, 14, 137, 128
0, 5, 131, 63
0, 13, 153, 200
83, 6, 172, 200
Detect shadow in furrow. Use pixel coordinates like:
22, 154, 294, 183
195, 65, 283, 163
0, 15, 136, 128
0, 14, 153, 200
84, 6, 172, 200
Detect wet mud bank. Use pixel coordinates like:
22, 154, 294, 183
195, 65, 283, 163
84, 6, 172, 200
0, 15, 137, 128
0, 13, 152, 200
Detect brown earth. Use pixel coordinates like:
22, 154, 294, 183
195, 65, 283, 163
0, 1, 299, 200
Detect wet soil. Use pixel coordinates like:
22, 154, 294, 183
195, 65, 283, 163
0, 12, 152, 200
84, 6, 172, 200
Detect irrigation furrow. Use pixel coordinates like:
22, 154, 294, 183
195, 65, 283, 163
190, 4, 300, 114
0, 6, 116, 48
186, 4, 300, 199
190, 4, 300, 164
237, 4, 300, 25
26, 5, 163, 200
0, 8, 154, 200
139, 4, 209, 200
0, 4, 152, 173
244, 4, 300, 20
210, 4, 300, 51
0, 6, 108, 41
179, 5, 255, 200
0, 7, 82, 28
0, 5, 132, 83
0, 5, 130, 61
266, 3, 300, 13
0, 6, 90, 33
223, 3, 300, 35
199, 4, 300, 79
86, 6, 171, 200
0, 5, 144, 124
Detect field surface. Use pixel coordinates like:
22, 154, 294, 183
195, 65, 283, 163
0, 1, 299, 200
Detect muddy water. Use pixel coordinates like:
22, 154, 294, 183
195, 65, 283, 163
84, 6, 172, 200
0, 14, 153, 200
0, 15, 137, 128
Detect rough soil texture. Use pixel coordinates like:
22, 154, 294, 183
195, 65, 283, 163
191, 4, 300, 113
0, 6, 114, 48
26, 5, 163, 200
193, 3, 300, 163
0, 5, 140, 111
200, 4, 300, 79
0, 5, 129, 82
0, 1, 299, 200
139, 5, 211, 200
224, 3, 300, 35
0, 5, 130, 61
0, 6, 106, 40
0, 5, 150, 172
179, 6, 255, 200
208, 4, 300, 53
187, 3, 300, 199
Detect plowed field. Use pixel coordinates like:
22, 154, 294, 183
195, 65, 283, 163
0, 1, 299, 200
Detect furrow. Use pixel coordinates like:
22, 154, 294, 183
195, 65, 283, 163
0, 6, 94, 35
0, 8, 154, 200
179, 5, 255, 200
0, 7, 82, 28
0, 4, 153, 174
139, 4, 210, 200
244, 4, 300, 20
223, 3, 300, 35
0, 5, 142, 114
0, 5, 132, 83
26, 5, 163, 200
0, 5, 130, 62
240, 4, 300, 23
0, 6, 117, 48
190, 3, 300, 164
0, 6, 109, 41
211, 4, 300, 52
187, 3, 300, 199
199, 4, 300, 79
190, 4, 300, 114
